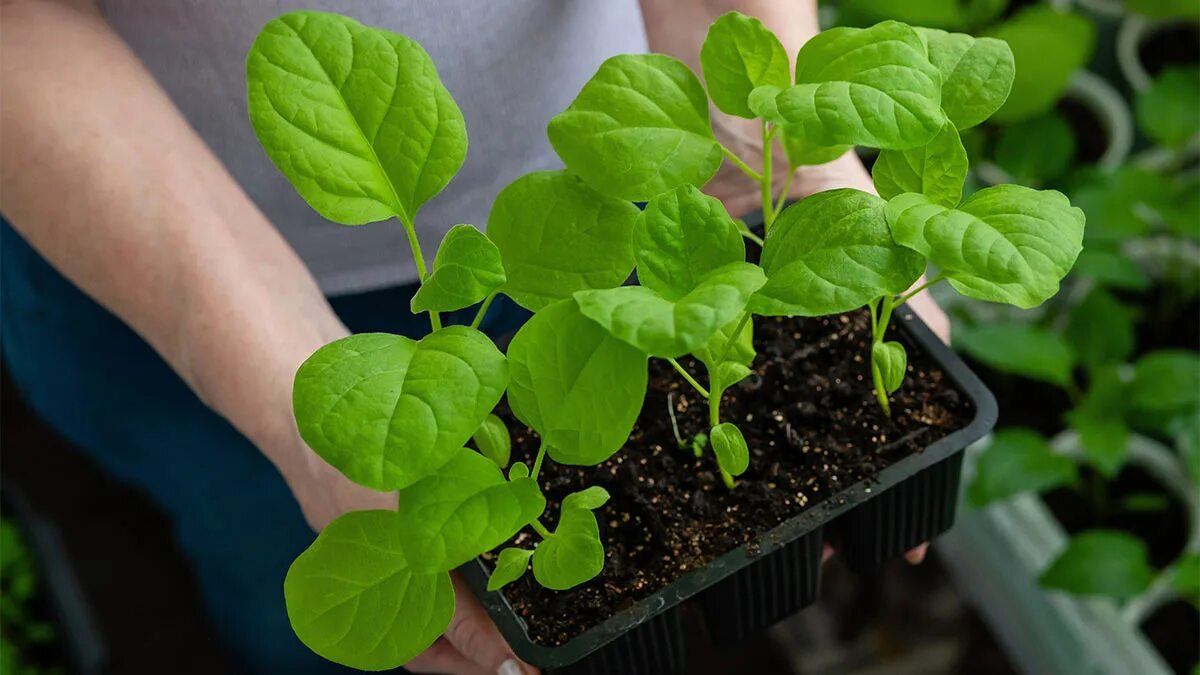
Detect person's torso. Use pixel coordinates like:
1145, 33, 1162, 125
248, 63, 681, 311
98, 0, 648, 295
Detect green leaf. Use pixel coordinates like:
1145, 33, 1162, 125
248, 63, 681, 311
693, 316, 755, 370
886, 186, 1085, 309
968, 428, 1077, 506
1068, 367, 1130, 477
487, 171, 639, 312
247, 12, 465, 225
775, 21, 947, 150
633, 185, 746, 300
1125, 0, 1200, 19
916, 28, 1015, 130
285, 510, 454, 670
1171, 553, 1200, 601
410, 226, 506, 314
872, 122, 968, 207
487, 547, 534, 592
472, 414, 511, 468
700, 12, 791, 118
575, 263, 766, 358
1065, 289, 1136, 369
548, 54, 721, 201
710, 422, 750, 477
954, 323, 1075, 387
293, 327, 508, 490
748, 86, 851, 166
715, 362, 753, 389
508, 462, 530, 480
1130, 351, 1200, 415
986, 7, 1095, 123
1072, 248, 1150, 291
1137, 67, 1200, 149
1039, 530, 1154, 600
506, 299, 648, 466
395, 448, 544, 573
533, 488, 610, 590
993, 112, 1076, 184
1070, 167, 1174, 242
872, 341, 908, 395
752, 189, 925, 316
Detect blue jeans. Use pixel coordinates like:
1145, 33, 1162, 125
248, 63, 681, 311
0, 221, 527, 673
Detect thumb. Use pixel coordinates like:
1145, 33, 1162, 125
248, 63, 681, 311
445, 573, 540, 675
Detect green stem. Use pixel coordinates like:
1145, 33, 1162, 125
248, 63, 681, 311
715, 311, 752, 365
531, 440, 548, 481
871, 356, 892, 416
402, 219, 442, 330
720, 143, 763, 182
875, 294, 895, 344
531, 520, 552, 539
666, 357, 709, 398
470, 291, 498, 330
897, 275, 944, 306
760, 120, 775, 233
773, 166, 795, 216
871, 294, 895, 416
740, 228, 765, 247
706, 364, 737, 489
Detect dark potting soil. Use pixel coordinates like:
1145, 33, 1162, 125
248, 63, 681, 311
1139, 22, 1200, 79
488, 309, 973, 646
1057, 97, 1107, 164
1141, 601, 1200, 675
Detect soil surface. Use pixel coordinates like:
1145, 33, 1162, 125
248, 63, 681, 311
489, 309, 973, 645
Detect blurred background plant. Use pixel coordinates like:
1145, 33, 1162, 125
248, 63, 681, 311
1, 515, 64, 675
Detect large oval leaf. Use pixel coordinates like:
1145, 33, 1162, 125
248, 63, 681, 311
247, 11, 466, 225
700, 12, 791, 118
775, 21, 946, 150
917, 28, 1015, 130
575, 263, 766, 358
750, 189, 925, 316
634, 185, 746, 300
488, 171, 639, 312
285, 510, 454, 670
885, 186, 1085, 308
547, 54, 722, 201
532, 487, 610, 590
953, 323, 1076, 388
293, 327, 508, 490
410, 225, 506, 314
506, 300, 648, 466
872, 122, 968, 207
396, 448, 544, 573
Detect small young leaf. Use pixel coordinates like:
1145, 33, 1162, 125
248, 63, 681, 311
700, 12, 791, 118
968, 428, 1077, 506
872, 122, 968, 207
693, 316, 755, 370
533, 488, 610, 590
1136, 67, 1200, 149
1039, 530, 1154, 601
715, 362, 753, 389
508, 462, 530, 480
395, 448, 545, 573
548, 54, 721, 201
710, 423, 750, 477
294, 327, 508, 490
247, 12, 465, 225
506, 299, 648, 466
634, 185, 746, 300
986, 7, 1095, 123
1067, 367, 1130, 477
775, 21, 947, 150
1064, 289, 1136, 369
1130, 351, 1200, 415
284, 510, 454, 670
488, 171, 638, 312
953, 323, 1076, 388
886, 186, 1085, 309
411, 226, 506, 314
473, 414, 511, 468
916, 28, 1015, 130
575, 263, 766, 358
872, 341, 908, 395
487, 547, 534, 592
752, 189, 925, 317
993, 112, 1076, 185
1072, 248, 1150, 291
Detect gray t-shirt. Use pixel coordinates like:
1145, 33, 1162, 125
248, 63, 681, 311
98, 1, 648, 295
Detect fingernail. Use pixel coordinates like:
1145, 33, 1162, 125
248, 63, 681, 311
906, 543, 930, 565
498, 659, 524, 675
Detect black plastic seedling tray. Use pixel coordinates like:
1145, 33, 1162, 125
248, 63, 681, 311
460, 305, 998, 674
